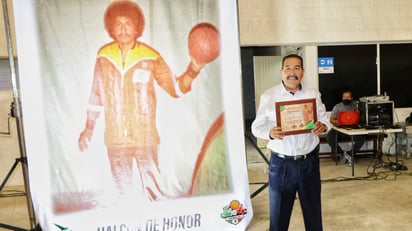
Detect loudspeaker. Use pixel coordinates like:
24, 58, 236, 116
359, 101, 394, 128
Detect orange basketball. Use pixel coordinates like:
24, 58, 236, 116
188, 22, 220, 64
229, 200, 241, 210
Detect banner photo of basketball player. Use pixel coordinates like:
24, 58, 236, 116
13, 0, 252, 230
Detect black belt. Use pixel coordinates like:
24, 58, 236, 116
271, 150, 316, 161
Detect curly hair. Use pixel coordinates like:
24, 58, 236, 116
104, 0, 145, 39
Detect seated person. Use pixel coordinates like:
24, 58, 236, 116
327, 90, 366, 166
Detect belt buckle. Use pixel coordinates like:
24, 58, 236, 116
294, 156, 298, 161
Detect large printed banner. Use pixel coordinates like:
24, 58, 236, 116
13, 0, 252, 230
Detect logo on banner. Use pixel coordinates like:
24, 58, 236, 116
55, 223, 71, 231
133, 67, 151, 83
220, 200, 248, 225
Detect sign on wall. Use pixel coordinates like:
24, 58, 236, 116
318, 57, 334, 74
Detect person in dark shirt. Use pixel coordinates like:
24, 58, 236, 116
327, 90, 366, 166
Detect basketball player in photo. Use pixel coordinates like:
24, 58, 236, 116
77, 0, 220, 201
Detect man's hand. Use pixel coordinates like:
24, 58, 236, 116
311, 121, 327, 135
269, 126, 286, 140
78, 128, 93, 152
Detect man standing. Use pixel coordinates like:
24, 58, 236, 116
327, 90, 365, 166
78, 1, 207, 201
252, 54, 331, 231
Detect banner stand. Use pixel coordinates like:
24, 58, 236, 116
245, 132, 269, 198
0, 0, 39, 230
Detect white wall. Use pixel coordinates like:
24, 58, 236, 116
0, 0, 17, 57
238, 0, 412, 46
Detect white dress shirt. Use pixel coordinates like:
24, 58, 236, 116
251, 83, 331, 156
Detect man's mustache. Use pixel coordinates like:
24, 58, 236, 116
286, 75, 298, 80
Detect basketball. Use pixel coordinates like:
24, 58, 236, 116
229, 200, 241, 210
188, 22, 220, 64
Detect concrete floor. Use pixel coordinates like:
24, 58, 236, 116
0, 185, 31, 230
245, 137, 412, 231
1, 139, 411, 231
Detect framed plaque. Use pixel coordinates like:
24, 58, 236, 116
275, 98, 317, 135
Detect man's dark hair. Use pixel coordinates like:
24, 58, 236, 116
282, 54, 304, 69
342, 90, 353, 96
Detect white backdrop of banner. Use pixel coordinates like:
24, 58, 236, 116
12, 0, 252, 230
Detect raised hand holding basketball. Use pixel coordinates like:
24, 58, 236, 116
188, 22, 220, 65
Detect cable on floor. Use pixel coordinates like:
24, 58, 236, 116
322, 160, 411, 183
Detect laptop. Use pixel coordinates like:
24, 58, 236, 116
337, 110, 361, 128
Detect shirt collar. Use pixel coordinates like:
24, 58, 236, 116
281, 81, 302, 96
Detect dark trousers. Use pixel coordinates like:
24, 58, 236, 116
268, 147, 322, 231
327, 129, 366, 154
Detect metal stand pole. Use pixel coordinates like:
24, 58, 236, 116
0, 0, 38, 229
0, 157, 25, 191
245, 132, 269, 199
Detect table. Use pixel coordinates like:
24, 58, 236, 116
332, 126, 403, 176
